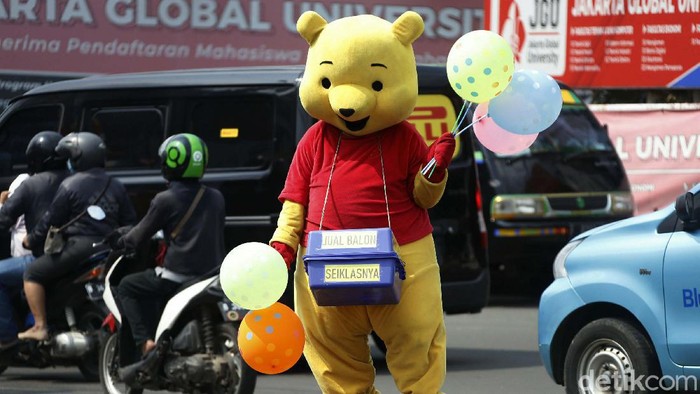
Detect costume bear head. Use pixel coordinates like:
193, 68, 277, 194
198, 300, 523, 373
297, 11, 425, 137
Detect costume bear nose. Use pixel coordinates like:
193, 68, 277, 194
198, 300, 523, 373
339, 108, 355, 117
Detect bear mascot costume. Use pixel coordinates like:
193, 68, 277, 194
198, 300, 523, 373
270, 10, 456, 394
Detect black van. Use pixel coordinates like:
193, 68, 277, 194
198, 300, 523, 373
476, 87, 634, 293
0, 65, 630, 302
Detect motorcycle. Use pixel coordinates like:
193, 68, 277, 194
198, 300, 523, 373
0, 247, 112, 381
98, 252, 257, 394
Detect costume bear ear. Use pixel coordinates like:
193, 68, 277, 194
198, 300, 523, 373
392, 11, 424, 46
297, 11, 328, 45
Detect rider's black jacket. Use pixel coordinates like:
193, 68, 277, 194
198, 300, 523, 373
0, 169, 69, 257
28, 167, 137, 247
119, 180, 225, 277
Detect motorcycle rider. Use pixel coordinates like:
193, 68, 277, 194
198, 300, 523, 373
18, 131, 137, 341
108, 133, 225, 358
0, 131, 69, 349
1, 173, 31, 258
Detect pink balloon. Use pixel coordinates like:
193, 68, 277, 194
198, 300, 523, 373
472, 102, 538, 155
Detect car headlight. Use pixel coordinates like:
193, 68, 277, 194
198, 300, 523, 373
491, 195, 548, 220
611, 192, 634, 214
553, 239, 582, 279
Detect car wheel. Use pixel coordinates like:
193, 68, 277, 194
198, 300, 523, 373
564, 318, 660, 394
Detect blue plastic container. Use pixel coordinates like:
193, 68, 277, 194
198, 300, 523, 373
303, 228, 404, 306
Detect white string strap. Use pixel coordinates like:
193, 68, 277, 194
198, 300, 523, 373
318, 132, 392, 231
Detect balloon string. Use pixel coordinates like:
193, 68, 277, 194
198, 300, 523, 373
422, 103, 482, 176
454, 114, 488, 137
421, 157, 436, 176
451, 101, 472, 135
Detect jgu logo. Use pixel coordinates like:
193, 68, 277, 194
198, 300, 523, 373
498, 0, 527, 62
494, 0, 567, 75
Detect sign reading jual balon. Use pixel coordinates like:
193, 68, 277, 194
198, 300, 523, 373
484, 0, 700, 88
0, 0, 483, 75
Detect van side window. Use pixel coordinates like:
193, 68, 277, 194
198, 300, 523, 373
188, 96, 274, 169
0, 105, 62, 175
88, 107, 163, 170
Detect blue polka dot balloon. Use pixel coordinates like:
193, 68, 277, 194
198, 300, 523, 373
446, 30, 515, 103
489, 69, 563, 135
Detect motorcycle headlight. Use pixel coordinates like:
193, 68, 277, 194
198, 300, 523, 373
553, 239, 582, 279
491, 195, 548, 220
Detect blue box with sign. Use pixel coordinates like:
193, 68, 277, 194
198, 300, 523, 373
303, 228, 404, 306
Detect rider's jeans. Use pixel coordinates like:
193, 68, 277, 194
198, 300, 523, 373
0, 254, 35, 342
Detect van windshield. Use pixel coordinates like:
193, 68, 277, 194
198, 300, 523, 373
479, 103, 629, 194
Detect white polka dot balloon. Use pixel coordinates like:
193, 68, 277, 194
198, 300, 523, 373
446, 30, 515, 103
219, 242, 289, 310
489, 69, 563, 135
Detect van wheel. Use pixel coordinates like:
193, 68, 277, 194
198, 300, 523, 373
0, 365, 6, 375
563, 318, 659, 394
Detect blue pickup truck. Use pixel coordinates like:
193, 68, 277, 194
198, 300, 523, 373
539, 183, 700, 393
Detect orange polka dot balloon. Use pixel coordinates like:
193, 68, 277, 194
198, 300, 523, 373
238, 302, 305, 374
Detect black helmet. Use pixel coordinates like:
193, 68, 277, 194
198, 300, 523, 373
55, 132, 106, 171
26, 130, 65, 174
158, 133, 208, 181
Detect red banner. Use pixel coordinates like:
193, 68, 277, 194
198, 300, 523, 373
592, 105, 700, 214
0, 0, 482, 75
485, 0, 700, 88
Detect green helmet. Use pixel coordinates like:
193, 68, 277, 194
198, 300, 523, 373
158, 133, 208, 181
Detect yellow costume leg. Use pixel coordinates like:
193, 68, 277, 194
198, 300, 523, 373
369, 235, 447, 393
294, 249, 381, 394
295, 234, 446, 394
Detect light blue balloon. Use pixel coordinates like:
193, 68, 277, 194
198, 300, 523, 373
488, 69, 563, 135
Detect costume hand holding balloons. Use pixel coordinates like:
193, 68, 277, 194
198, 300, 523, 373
423, 132, 456, 182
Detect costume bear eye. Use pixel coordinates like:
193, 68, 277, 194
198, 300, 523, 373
321, 78, 331, 89
372, 81, 383, 92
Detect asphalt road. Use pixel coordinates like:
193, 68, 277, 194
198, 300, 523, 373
0, 297, 563, 394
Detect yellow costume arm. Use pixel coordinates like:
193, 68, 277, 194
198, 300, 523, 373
270, 200, 306, 251
413, 171, 448, 209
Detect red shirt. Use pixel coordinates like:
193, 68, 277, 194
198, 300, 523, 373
279, 120, 433, 246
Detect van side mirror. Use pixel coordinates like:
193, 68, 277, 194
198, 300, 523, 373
675, 191, 700, 226
602, 124, 609, 137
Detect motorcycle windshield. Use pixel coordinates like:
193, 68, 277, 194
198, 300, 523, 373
481, 104, 630, 194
